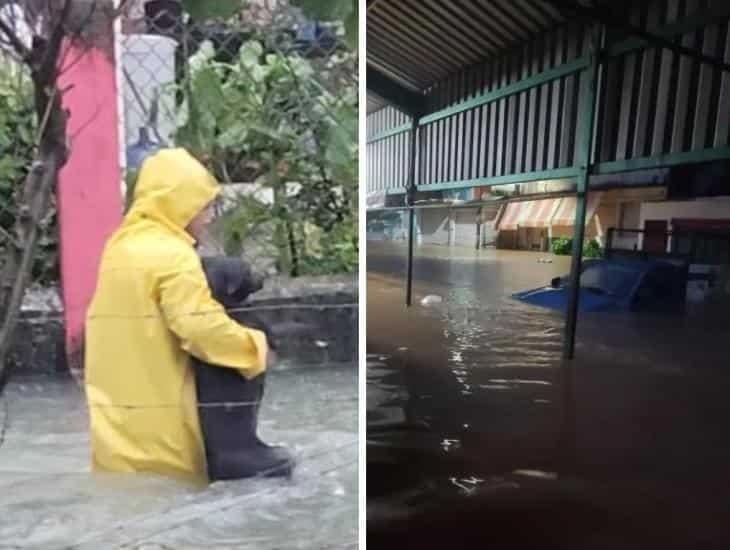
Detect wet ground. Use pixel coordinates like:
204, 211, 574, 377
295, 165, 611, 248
367, 241, 730, 549
0, 364, 357, 549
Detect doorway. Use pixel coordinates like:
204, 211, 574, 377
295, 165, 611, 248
644, 220, 668, 254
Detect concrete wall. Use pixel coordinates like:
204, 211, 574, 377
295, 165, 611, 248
245, 275, 357, 365
9, 276, 357, 374
613, 202, 642, 250
453, 208, 478, 248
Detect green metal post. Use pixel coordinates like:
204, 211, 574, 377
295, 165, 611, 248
406, 206, 415, 306
563, 26, 602, 360
405, 119, 418, 307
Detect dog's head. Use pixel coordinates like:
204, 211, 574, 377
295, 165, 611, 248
201, 256, 264, 308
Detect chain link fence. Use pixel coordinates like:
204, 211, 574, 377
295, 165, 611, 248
122, 0, 357, 278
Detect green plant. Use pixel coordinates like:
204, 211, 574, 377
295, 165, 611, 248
551, 237, 603, 259
551, 237, 573, 256
0, 64, 35, 223
583, 239, 603, 259
171, 24, 356, 276
0, 61, 57, 284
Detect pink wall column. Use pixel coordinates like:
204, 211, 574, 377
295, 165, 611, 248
57, 40, 123, 373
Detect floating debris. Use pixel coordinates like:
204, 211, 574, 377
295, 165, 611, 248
449, 476, 485, 496
488, 378, 552, 386
440, 438, 461, 452
420, 294, 443, 306
513, 469, 558, 480
478, 384, 511, 390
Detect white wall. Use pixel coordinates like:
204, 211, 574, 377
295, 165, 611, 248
453, 208, 478, 248
638, 197, 730, 253
613, 202, 642, 250
418, 208, 450, 246
640, 198, 730, 229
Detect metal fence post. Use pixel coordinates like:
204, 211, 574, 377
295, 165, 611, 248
405, 117, 418, 306
563, 25, 602, 360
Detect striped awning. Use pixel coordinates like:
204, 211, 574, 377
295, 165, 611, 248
497, 201, 527, 231
551, 192, 603, 227
519, 198, 561, 229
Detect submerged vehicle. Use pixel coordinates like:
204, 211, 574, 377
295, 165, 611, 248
512, 258, 688, 314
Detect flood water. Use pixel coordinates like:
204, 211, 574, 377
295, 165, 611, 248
0, 364, 357, 549
367, 241, 730, 548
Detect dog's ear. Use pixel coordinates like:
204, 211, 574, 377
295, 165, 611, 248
221, 258, 259, 303
200, 257, 228, 300
226, 278, 241, 298
241, 260, 265, 293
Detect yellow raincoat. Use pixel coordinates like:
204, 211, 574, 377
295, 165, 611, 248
84, 148, 268, 482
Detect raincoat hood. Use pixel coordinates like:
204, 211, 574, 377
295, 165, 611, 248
126, 148, 219, 241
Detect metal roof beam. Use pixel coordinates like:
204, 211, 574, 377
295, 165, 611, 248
549, 0, 730, 72
366, 66, 426, 116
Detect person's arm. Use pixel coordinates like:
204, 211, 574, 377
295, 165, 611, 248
157, 260, 268, 379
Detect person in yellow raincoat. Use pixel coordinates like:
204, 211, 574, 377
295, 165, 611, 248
84, 148, 271, 483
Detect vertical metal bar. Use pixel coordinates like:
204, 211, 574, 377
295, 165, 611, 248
405, 118, 419, 307
406, 207, 416, 306
713, 19, 730, 147
563, 25, 602, 361
606, 226, 614, 259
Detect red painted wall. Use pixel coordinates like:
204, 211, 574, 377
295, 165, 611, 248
57, 41, 123, 371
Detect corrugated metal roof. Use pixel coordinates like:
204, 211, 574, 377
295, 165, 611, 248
367, 0, 567, 94
367, 94, 387, 114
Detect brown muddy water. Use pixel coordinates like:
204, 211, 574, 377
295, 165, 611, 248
0, 364, 357, 549
367, 241, 730, 549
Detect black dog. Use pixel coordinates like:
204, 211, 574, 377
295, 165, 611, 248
193, 256, 293, 481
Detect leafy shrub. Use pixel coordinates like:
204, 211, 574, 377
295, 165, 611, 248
551, 237, 572, 255
551, 237, 603, 258
171, 34, 356, 276
0, 62, 57, 283
583, 239, 603, 258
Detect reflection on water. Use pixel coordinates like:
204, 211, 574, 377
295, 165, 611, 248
0, 366, 357, 549
367, 241, 730, 548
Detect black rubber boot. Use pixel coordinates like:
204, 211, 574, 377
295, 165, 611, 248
194, 256, 295, 481
206, 445, 293, 481
244, 374, 295, 476
196, 368, 294, 481
249, 376, 295, 470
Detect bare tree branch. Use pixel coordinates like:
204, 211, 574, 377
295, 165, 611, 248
35, 84, 59, 145
38, 0, 73, 78
0, 225, 20, 251
0, 16, 31, 61
22, 1, 44, 25
113, 0, 133, 18
66, 0, 97, 38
